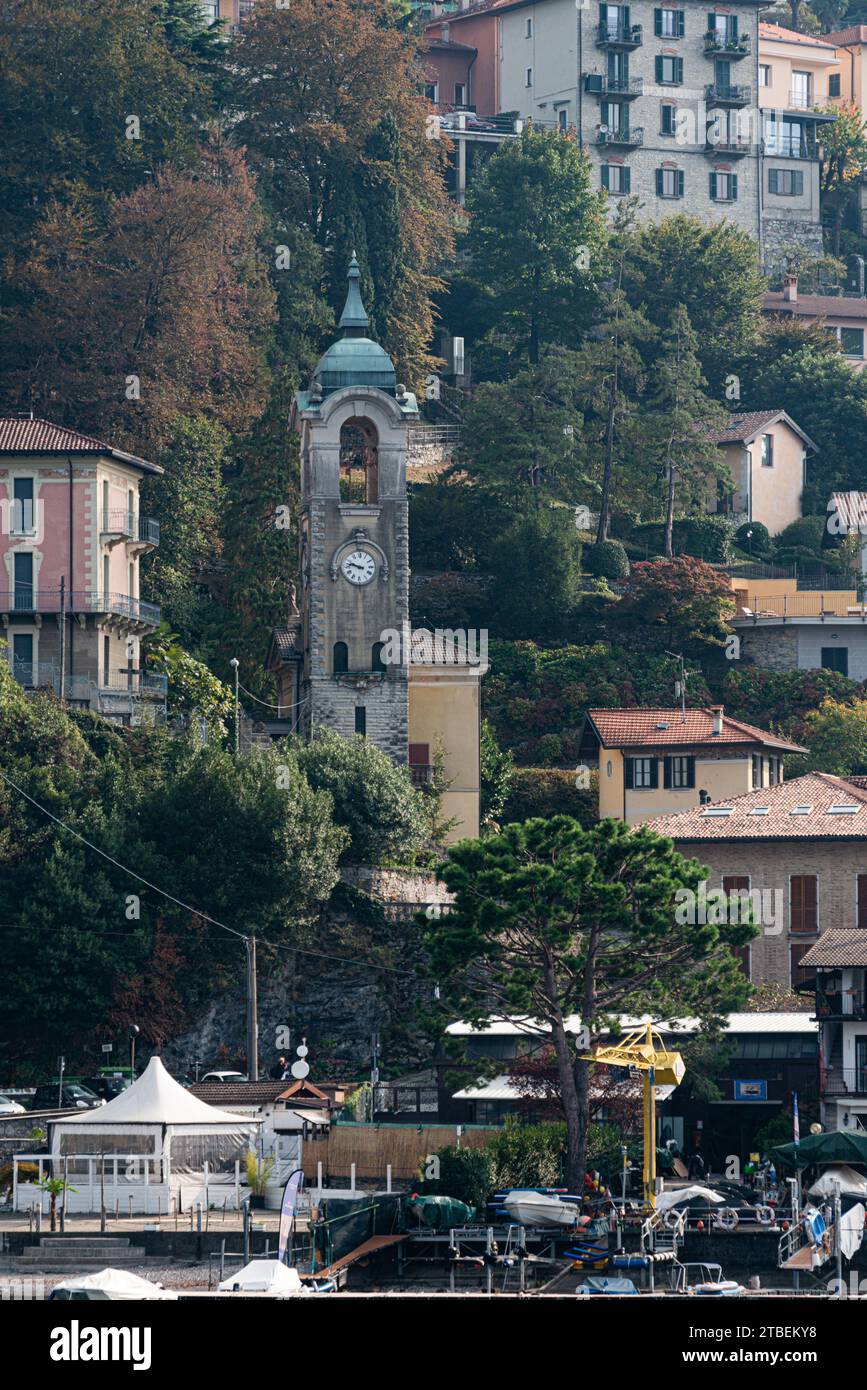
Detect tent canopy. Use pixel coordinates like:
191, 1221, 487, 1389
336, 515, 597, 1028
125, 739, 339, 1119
51, 1056, 258, 1129
218, 1260, 303, 1294
772, 1130, 867, 1170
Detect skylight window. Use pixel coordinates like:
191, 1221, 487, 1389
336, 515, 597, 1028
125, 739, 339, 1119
701, 806, 734, 817
790, 806, 813, 816
749, 807, 770, 816
827, 804, 860, 815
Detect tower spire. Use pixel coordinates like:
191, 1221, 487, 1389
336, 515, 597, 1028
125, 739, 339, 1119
338, 253, 369, 338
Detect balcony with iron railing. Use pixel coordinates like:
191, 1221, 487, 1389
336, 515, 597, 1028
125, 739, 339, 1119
0, 589, 160, 627
816, 994, 867, 1021
101, 510, 160, 547
584, 74, 643, 98
10, 661, 167, 703
409, 764, 434, 789
737, 593, 867, 619
597, 126, 644, 148
705, 134, 752, 157
596, 21, 642, 48
823, 1065, 867, 1096
789, 89, 815, 110
705, 83, 752, 107
704, 31, 751, 57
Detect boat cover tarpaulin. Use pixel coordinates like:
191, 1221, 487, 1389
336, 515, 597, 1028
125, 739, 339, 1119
840, 1203, 866, 1260
808, 1165, 867, 1199
49, 1268, 178, 1301
656, 1185, 724, 1212
407, 1194, 475, 1229
772, 1130, 867, 1169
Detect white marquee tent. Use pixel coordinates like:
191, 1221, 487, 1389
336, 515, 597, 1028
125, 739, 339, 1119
14, 1057, 260, 1214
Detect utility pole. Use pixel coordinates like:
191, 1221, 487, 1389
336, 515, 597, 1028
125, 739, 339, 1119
666, 650, 688, 721
246, 937, 259, 1081
58, 576, 66, 703
230, 657, 240, 754
57, 1055, 65, 1109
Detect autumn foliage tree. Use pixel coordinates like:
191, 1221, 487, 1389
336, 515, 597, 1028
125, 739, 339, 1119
232, 0, 453, 386
3, 142, 274, 450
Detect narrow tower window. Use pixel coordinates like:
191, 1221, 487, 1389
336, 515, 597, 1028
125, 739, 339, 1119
333, 641, 348, 674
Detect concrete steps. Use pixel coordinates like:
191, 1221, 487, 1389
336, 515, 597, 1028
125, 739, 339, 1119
14, 1237, 149, 1271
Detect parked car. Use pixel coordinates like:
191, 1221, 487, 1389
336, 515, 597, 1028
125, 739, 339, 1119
200, 1071, 248, 1084
82, 1073, 132, 1102
31, 1083, 105, 1111
0, 1095, 26, 1115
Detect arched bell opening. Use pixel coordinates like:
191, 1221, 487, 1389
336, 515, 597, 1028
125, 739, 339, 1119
339, 418, 379, 504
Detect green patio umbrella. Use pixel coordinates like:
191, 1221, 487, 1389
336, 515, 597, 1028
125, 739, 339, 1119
772, 1130, 867, 1170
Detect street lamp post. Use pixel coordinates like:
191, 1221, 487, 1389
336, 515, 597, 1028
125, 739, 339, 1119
128, 1024, 140, 1080
230, 657, 240, 755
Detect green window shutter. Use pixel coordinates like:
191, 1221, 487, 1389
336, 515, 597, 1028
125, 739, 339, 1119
730, 14, 738, 38
649, 759, 659, 790
623, 165, 631, 193
709, 171, 717, 199
601, 100, 610, 125
623, 5, 630, 27
655, 55, 663, 81
794, 171, 804, 195
677, 10, 684, 35
677, 169, 685, 197
601, 164, 610, 189
654, 7, 662, 35
708, 11, 715, 29
663, 756, 672, 790
686, 756, 695, 789
675, 57, 683, 83
624, 758, 635, 790
656, 167, 664, 196
768, 168, 778, 193
731, 173, 738, 200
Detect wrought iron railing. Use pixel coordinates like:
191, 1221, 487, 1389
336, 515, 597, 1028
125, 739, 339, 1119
0, 590, 160, 625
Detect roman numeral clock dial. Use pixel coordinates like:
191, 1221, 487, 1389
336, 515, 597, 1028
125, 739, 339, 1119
341, 548, 376, 586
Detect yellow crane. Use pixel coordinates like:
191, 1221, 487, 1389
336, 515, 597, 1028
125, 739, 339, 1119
584, 1023, 686, 1210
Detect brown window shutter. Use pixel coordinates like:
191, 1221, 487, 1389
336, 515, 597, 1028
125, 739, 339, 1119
723, 876, 749, 894
858, 875, 867, 928
408, 743, 430, 766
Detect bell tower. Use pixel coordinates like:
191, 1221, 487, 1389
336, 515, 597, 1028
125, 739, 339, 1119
291, 257, 418, 763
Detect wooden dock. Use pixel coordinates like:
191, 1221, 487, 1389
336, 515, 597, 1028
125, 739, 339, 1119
321, 1233, 408, 1278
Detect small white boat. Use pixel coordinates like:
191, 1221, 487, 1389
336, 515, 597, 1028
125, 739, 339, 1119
218, 1259, 304, 1294
502, 1190, 581, 1228
49, 1268, 178, 1301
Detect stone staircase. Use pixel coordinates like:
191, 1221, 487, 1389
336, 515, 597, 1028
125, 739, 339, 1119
14, 1237, 148, 1273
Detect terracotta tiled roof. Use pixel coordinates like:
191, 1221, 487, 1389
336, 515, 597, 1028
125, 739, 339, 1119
585, 707, 805, 753
763, 290, 867, 320
759, 21, 838, 48
423, 36, 477, 52
0, 417, 162, 473
643, 772, 867, 841
708, 410, 816, 451
799, 930, 867, 968
824, 24, 867, 46
190, 1081, 287, 1107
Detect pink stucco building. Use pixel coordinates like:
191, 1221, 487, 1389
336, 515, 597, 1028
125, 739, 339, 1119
0, 417, 165, 723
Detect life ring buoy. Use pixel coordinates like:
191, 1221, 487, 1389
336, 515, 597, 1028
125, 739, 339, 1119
663, 1206, 684, 1230
714, 1207, 739, 1231
754, 1205, 774, 1226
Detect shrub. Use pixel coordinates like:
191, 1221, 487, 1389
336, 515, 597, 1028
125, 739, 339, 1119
583, 539, 630, 581
417, 1145, 491, 1209
501, 768, 597, 825
632, 517, 731, 563
773, 515, 826, 565
734, 521, 771, 557
485, 1120, 566, 1189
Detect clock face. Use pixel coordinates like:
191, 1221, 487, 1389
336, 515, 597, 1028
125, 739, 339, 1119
341, 549, 376, 586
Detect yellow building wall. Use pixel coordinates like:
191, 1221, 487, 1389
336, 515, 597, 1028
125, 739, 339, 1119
409, 673, 481, 842
747, 426, 804, 534
598, 751, 756, 825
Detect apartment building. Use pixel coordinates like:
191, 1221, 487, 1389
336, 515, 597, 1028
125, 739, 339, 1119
496, 0, 766, 239
644, 771, 867, 990
824, 22, 867, 106
757, 23, 838, 268
0, 417, 165, 725
801, 930, 867, 1132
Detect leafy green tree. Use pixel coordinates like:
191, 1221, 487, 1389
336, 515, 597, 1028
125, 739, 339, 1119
455, 349, 587, 506
144, 627, 235, 739
817, 103, 867, 256
455, 128, 608, 367
487, 509, 583, 642
479, 719, 514, 828
429, 816, 750, 1189
417, 1145, 491, 1208
574, 204, 653, 540
739, 344, 867, 512
644, 306, 728, 557
624, 216, 765, 391
294, 729, 427, 865
409, 479, 513, 574
801, 698, 867, 773
0, 0, 206, 245
141, 416, 228, 641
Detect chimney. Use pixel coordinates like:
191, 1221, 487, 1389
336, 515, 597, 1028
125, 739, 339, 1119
709, 704, 724, 736
782, 274, 798, 304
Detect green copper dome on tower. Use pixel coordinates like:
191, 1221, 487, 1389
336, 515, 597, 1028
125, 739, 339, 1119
312, 255, 397, 396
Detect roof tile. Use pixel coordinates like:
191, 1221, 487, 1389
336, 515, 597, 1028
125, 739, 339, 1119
799, 930, 867, 968
644, 772, 867, 841
0, 417, 161, 473
586, 707, 805, 753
